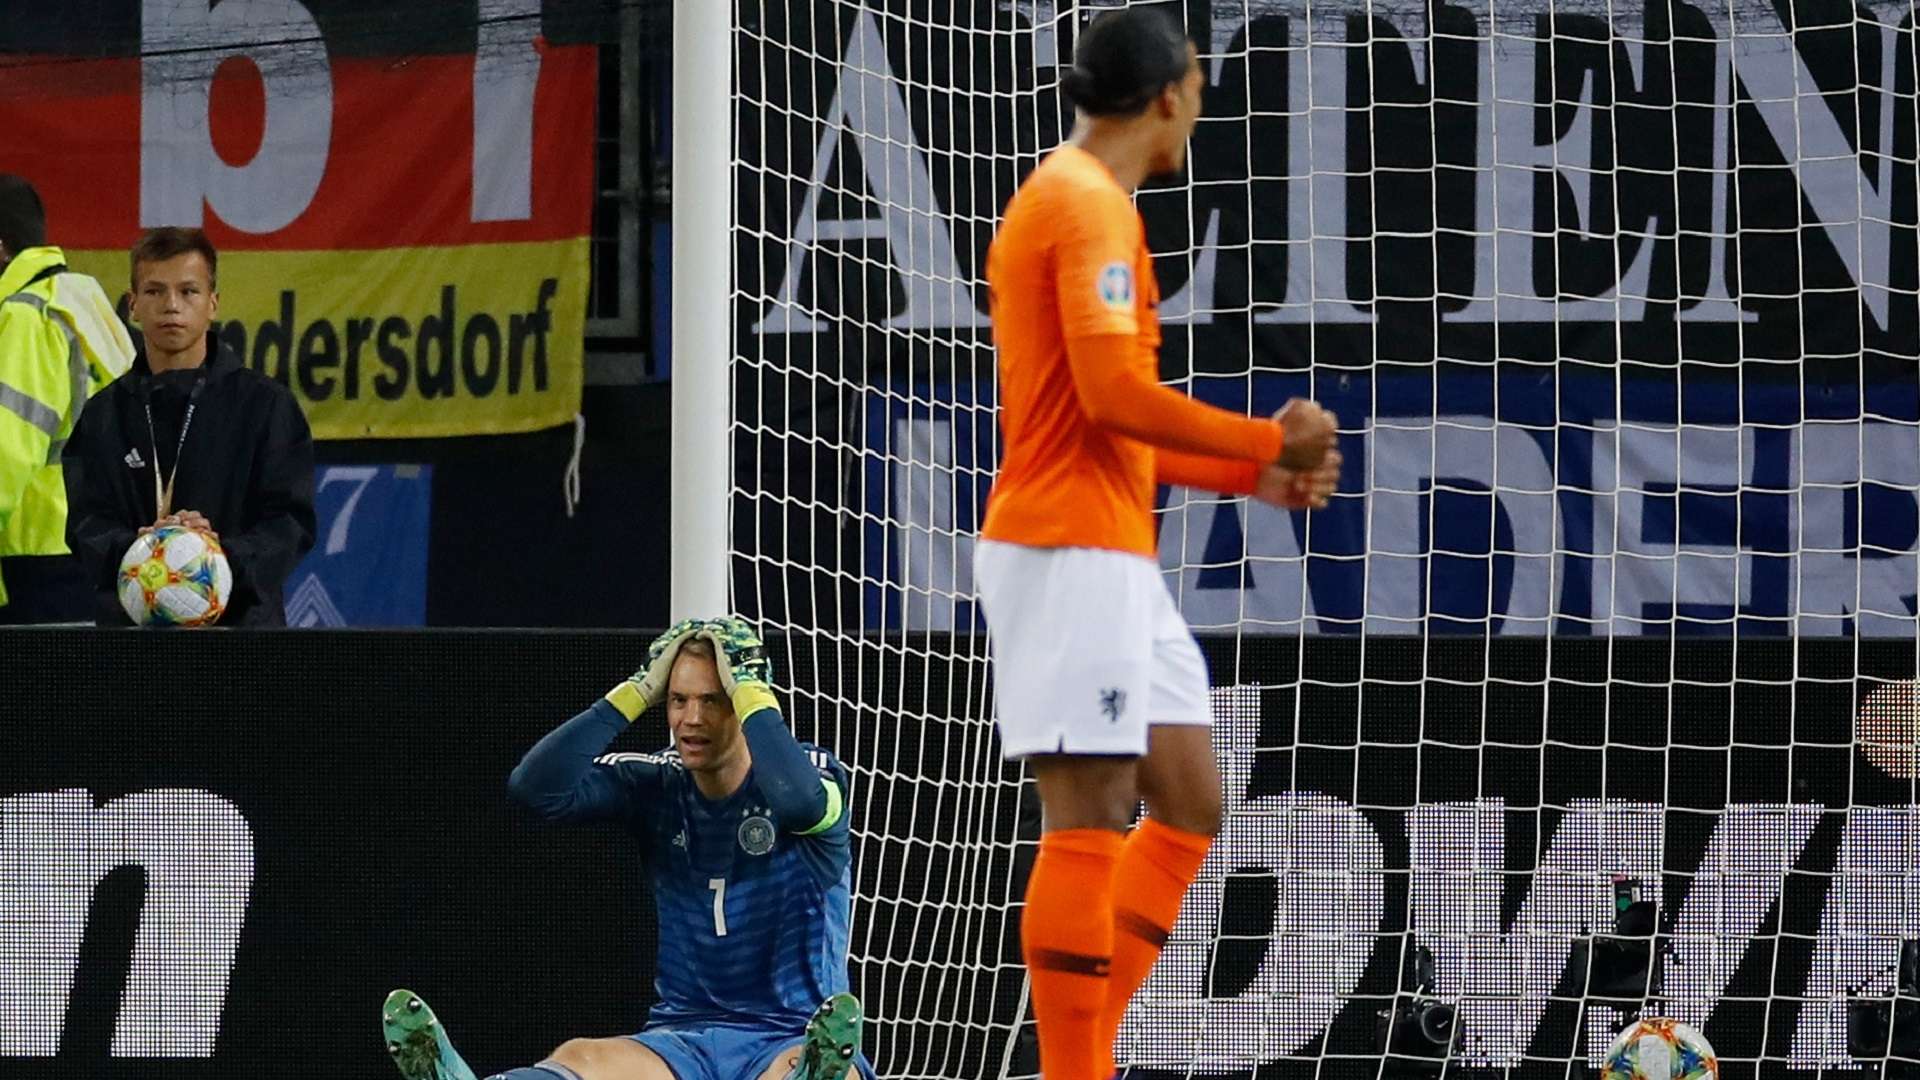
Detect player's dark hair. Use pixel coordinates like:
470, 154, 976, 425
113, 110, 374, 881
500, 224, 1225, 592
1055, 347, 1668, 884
1060, 7, 1193, 118
0, 174, 47, 259
131, 227, 219, 290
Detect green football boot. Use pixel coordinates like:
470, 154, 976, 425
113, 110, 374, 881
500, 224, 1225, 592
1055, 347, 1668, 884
789, 992, 863, 1080
382, 989, 480, 1080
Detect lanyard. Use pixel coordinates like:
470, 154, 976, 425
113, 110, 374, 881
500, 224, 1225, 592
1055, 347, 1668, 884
143, 386, 200, 520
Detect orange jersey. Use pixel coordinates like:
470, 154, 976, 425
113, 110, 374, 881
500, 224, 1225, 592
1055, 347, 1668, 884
981, 145, 1282, 557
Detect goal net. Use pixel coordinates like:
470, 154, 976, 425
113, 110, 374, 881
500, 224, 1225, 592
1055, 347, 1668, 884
730, 1, 1920, 1077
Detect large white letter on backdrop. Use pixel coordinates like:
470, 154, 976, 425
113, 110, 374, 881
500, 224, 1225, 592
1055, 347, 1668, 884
141, 0, 334, 233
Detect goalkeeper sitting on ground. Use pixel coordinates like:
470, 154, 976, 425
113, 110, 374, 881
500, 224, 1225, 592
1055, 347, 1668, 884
383, 616, 873, 1080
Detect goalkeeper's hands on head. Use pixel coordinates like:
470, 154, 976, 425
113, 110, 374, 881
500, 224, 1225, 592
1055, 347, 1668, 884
697, 615, 838, 833
604, 617, 707, 721
695, 615, 783, 722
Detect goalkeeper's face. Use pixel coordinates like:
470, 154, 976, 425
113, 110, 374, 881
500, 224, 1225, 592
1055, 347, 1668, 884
664, 648, 744, 772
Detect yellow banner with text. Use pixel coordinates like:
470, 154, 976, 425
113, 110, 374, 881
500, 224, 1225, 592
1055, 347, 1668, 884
67, 241, 589, 440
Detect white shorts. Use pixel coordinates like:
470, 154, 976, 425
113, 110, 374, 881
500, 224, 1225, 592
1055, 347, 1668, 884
974, 540, 1212, 759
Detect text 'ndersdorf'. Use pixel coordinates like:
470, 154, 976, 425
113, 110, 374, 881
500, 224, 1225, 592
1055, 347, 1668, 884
217, 279, 559, 403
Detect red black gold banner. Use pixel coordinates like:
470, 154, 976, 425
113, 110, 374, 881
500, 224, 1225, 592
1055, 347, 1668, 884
0, 34, 595, 438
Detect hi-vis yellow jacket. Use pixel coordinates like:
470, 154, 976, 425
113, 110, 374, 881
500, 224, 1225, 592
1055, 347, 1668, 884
0, 246, 135, 606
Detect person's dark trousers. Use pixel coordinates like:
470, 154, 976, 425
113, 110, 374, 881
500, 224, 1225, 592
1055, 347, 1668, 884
0, 553, 94, 624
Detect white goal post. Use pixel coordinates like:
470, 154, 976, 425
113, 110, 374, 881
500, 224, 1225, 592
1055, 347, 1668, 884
671, 0, 733, 619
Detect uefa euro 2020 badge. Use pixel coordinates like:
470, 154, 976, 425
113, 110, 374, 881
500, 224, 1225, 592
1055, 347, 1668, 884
738, 814, 776, 856
1097, 262, 1133, 309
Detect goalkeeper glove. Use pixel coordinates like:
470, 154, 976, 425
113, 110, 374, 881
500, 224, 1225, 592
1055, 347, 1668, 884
605, 617, 706, 721
695, 615, 781, 720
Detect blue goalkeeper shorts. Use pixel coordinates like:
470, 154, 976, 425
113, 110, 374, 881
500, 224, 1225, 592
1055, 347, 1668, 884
631, 1021, 875, 1080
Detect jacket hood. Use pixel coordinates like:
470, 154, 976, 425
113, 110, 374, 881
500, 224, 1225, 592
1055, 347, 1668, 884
0, 245, 68, 297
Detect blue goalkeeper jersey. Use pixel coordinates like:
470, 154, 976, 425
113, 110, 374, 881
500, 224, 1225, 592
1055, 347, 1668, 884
604, 743, 854, 1030
508, 700, 856, 1033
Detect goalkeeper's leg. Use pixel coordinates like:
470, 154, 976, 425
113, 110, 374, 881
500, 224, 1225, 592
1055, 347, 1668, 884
383, 990, 481, 1080
383, 990, 678, 1080
760, 992, 864, 1080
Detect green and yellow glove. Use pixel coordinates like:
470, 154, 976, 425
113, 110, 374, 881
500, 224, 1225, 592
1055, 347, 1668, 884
695, 615, 780, 720
605, 617, 706, 721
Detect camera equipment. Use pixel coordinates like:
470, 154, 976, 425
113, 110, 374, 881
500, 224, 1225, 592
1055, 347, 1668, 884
1847, 937, 1920, 1072
1376, 938, 1459, 1071
1590, 876, 1659, 999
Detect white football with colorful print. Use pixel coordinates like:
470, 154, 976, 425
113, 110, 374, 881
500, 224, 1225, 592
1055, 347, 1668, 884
118, 525, 233, 627
1601, 1017, 1718, 1080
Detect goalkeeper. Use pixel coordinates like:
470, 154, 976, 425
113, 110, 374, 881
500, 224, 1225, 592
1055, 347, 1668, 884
382, 616, 873, 1080
976, 8, 1340, 1080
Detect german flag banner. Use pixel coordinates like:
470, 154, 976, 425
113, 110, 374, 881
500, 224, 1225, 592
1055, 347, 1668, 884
0, 26, 594, 440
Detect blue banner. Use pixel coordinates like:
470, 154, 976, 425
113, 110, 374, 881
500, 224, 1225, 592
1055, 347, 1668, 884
284, 465, 431, 628
867, 373, 1920, 636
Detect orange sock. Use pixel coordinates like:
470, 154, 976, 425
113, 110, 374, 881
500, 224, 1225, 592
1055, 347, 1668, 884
1099, 818, 1213, 1069
1023, 828, 1123, 1080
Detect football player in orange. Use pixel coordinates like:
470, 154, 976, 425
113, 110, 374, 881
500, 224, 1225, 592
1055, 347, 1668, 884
976, 9, 1341, 1079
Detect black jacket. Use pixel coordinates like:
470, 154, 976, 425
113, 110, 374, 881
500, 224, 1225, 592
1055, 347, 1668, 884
63, 333, 316, 626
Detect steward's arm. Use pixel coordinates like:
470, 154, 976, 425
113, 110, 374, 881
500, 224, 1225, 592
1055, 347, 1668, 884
0, 306, 61, 539
61, 397, 138, 605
